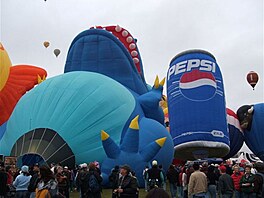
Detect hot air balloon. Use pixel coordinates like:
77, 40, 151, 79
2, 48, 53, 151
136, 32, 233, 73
167, 49, 229, 160
43, 41, 50, 48
237, 103, 264, 161
0, 43, 47, 126
247, 71, 259, 90
54, 49, 60, 57
223, 108, 244, 160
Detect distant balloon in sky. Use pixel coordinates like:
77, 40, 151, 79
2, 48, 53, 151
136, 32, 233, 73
247, 71, 258, 90
54, 49, 60, 57
43, 41, 50, 48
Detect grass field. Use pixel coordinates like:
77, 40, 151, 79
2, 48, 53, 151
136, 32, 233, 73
70, 188, 161, 198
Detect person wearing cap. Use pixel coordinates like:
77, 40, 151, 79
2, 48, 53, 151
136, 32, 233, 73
240, 164, 256, 197
231, 164, 243, 198
188, 163, 207, 198
0, 162, 8, 198
28, 163, 41, 198
146, 160, 164, 190
113, 164, 138, 198
218, 165, 234, 198
13, 165, 32, 197
75, 163, 88, 197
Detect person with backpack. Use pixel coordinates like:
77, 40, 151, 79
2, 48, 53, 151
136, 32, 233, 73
85, 162, 103, 198
28, 163, 41, 198
254, 161, 264, 198
36, 165, 59, 198
142, 166, 149, 192
146, 160, 164, 191
112, 164, 138, 198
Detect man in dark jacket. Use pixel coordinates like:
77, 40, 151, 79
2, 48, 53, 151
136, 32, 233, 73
218, 166, 234, 198
166, 164, 178, 198
113, 164, 138, 198
254, 161, 264, 198
0, 162, 8, 198
28, 163, 40, 198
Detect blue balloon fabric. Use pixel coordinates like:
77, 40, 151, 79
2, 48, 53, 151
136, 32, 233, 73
243, 103, 264, 160
64, 28, 148, 95
0, 122, 7, 141
167, 49, 229, 160
0, 26, 174, 187
0, 72, 136, 164
224, 108, 244, 160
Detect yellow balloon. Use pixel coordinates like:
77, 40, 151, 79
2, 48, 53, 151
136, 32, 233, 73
0, 42, 11, 91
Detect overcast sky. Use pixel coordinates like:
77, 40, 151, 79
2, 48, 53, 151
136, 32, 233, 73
1, 0, 263, 152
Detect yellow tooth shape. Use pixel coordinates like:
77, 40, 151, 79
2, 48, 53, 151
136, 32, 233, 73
38, 75, 47, 84
159, 77, 165, 86
154, 75, 159, 89
155, 137, 167, 147
101, 130, 110, 141
129, 115, 139, 130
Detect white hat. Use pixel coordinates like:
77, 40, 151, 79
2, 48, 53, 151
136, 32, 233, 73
21, 165, 29, 173
64, 166, 68, 169
152, 160, 158, 166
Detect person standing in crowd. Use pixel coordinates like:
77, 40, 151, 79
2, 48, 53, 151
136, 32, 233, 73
13, 165, 32, 198
0, 162, 8, 198
28, 163, 40, 198
188, 163, 207, 198
254, 161, 264, 198
231, 164, 243, 198
112, 165, 138, 198
181, 166, 188, 198
146, 160, 164, 190
55, 166, 69, 198
206, 165, 218, 198
240, 164, 256, 197
142, 166, 149, 192
109, 166, 120, 191
166, 164, 178, 198
85, 162, 102, 198
36, 165, 58, 198
76, 163, 89, 197
159, 165, 166, 191
218, 165, 234, 198
6, 165, 14, 186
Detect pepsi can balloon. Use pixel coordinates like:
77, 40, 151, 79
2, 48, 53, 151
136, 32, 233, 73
167, 49, 229, 160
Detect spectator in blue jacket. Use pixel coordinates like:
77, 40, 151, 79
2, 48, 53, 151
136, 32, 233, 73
13, 165, 32, 198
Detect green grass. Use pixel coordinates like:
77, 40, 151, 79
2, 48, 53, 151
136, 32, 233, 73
70, 188, 157, 198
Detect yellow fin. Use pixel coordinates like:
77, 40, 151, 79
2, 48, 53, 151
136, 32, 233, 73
101, 130, 109, 141
159, 77, 165, 86
129, 115, 139, 130
154, 75, 159, 89
155, 137, 167, 147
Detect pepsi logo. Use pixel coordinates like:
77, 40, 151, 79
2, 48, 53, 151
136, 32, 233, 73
179, 70, 216, 101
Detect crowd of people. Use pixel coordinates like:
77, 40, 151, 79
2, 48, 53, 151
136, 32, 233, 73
140, 160, 264, 198
1, 159, 264, 198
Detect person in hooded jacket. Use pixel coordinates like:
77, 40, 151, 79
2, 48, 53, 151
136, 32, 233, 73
231, 164, 243, 198
13, 165, 32, 198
